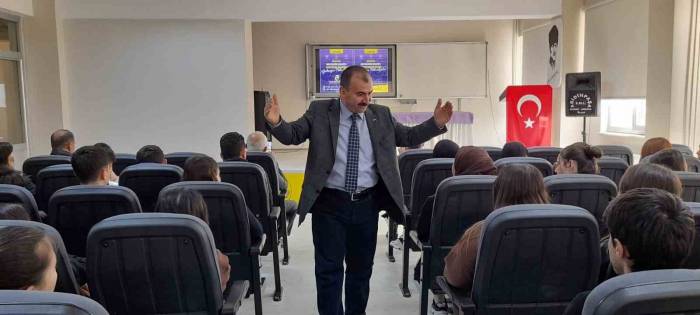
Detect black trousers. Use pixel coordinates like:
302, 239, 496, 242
311, 187, 379, 315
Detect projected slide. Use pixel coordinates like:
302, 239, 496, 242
317, 48, 390, 93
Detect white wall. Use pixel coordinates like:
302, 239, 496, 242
60, 19, 254, 159
0, 0, 32, 16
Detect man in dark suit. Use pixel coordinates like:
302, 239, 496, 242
265, 65, 453, 314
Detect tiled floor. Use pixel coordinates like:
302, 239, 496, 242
237, 216, 427, 314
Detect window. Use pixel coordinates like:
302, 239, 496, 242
0, 15, 24, 145
600, 98, 646, 136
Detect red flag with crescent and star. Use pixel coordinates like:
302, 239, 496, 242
505, 85, 553, 147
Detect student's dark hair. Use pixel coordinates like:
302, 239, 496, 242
619, 163, 683, 196
50, 129, 74, 150
494, 164, 550, 209
0, 166, 30, 188
433, 140, 459, 158
94, 143, 115, 162
0, 226, 53, 290
0, 203, 29, 220
155, 187, 209, 223
136, 145, 165, 163
340, 65, 371, 90
183, 155, 219, 181
559, 142, 602, 174
647, 149, 687, 172
604, 188, 695, 271
0, 142, 12, 166
71, 145, 111, 183
220, 132, 246, 161
549, 25, 559, 47
501, 142, 528, 158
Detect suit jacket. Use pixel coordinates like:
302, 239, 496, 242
269, 98, 446, 223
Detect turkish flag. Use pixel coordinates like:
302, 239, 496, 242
505, 85, 553, 147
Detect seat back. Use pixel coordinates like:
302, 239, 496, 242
0, 291, 108, 315
597, 156, 629, 185
398, 149, 433, 205
246, 152, 283, 205
527, 146, 561, 164
480, 146, 502, 161
426, 176, 495, 289
686, 155, 700, 173
48, 186, 142, 256
684, 202, 700, 268
119, 163, 183, 212
596, 145, 634, 165
494, 157, 554, 177
0, 220, 79, 294
673, 143, 694, 157
161, 181, 251, 281
165, 152, 204, 169
22, 155, 71, 183
87, 213, 223, 315
113, 153, 138, 175
409, 158, 454, 229
473, 205, 600, 315
0, 184, 40, 221
544, 174, 617, 235
583, 269, 700, 315
35, 164, 80, 212
678, 171, 700, 202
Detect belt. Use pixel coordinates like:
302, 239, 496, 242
323, 186, 376, 202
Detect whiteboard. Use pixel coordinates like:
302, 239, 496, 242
396, 42, 487, 99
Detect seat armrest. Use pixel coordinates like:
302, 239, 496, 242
409, 230, 423, 249
249, 234, 267, 256
269, 206, 281, 219
221, 280, 249, 315
436, 276, 475, 315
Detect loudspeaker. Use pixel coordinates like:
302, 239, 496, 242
565, 72, 601, 117
253, 90, 271, 140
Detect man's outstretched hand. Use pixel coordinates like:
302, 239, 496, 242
433, 98, 454, 129
264, 94, 281, 126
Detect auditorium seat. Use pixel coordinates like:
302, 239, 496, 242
595, 145, 634, 166
161, 181, 265, 315
673, 143, 694, 157
544, 174, 617, 235
527, 146, 561, 164
118, 163, 183, 212
438, 204, 600, 315
400, 158, 453, 297
165, 152, 204, 169
87, 213, 248, 315
677, 171, 700, 202
582, 269, 700, 315
597, 156, 629, 185
393, 149, 433, 263
113, 153, 138, 175
494, 157, 554, 177
48, 185, 141, 257
0, 220, 80, 294
22, 155, 71, 184
219, 161, 283, 302
686, 155, 700, 173
35, 164, 79, 212
413, 175, 495, 315
479, 146, 502, 161
683, 202, 700, 268
246, 152, 295, 265
0, 184, 41, 221
0, 291, 108, 315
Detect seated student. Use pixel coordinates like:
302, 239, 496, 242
501, 141, 528, 158
155, 187, 231, 291
0, 142, 35, 193
0, 226, 57, 291
136, 145, 167, 164
646, 148, 687, 172
563, 188, 695, 315
554, 142, 602, 175
50, 129, 76, 156
183, 155, 263, 244
220, 132, 247, 162
443, 164, 550, 292
71, 145, 113, 186
432, 139, 459, 158
641, 137, 672, 159
0, 203, 30, 220
94, 143, 119, 185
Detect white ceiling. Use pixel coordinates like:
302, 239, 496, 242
54, 0, 561, 21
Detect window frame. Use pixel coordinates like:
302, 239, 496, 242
600, 97, 646, 136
